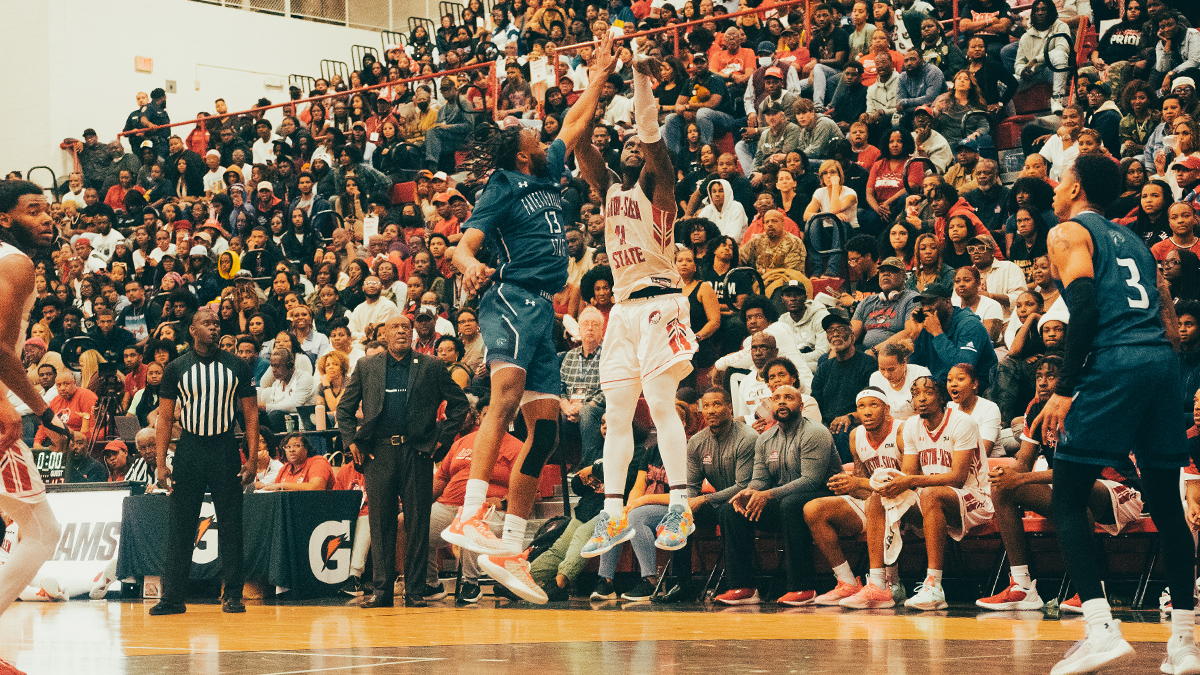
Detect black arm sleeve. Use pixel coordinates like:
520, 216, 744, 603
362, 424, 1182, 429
1056, 276, 1099, 397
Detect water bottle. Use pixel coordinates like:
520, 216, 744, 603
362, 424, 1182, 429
314, 404, 327, 431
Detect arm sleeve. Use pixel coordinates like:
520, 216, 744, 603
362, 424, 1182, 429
1055, 276, 1099, 395
747, 436, 771, 491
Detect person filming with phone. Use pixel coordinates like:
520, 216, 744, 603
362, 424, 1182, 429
902, 281, 998, 391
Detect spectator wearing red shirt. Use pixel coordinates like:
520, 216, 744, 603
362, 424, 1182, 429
424, 424, 523, 603
265, 433, 335, 490
1150, 202, 1200, 262
103, 169, 135, 213
121, 345, 148, 409
35, 371, 98, 447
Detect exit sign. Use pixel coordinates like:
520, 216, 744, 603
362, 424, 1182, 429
134, 56, 153, 73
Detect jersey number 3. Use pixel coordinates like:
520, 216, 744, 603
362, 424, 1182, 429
1117, 258, 1150, 310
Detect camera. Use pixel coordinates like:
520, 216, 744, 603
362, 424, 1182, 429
913, 308, 926, 323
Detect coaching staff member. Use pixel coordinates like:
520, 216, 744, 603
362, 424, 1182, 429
150, 307, 259, 616
337, 315, 469, 608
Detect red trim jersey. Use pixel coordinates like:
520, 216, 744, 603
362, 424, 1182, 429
902, 408, 989, 494
854, 418, 903, 475
604, 182, 680, 302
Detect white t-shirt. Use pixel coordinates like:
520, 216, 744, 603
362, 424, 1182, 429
948, 396, 1002, 446
203, 168, 226, 194
812, 186, 859, 228
868, 363, 932, 420
953, 293, 1003, 325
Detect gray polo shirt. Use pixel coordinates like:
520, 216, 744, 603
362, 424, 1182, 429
686, 420, 757, 505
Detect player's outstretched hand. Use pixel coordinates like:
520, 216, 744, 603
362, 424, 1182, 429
1029, 393, 1072, 446
589, 30, 619, 80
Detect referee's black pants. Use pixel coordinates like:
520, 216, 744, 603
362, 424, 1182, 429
365, 440, 433, 601
162, 431, 245, 604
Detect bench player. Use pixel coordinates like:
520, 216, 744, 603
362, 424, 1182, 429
976, 355, 1144, 612
803, 387, 906, 607
573, 53, 699, 559
442, 32, 619, 604
1032, 154, 1200, 675
840, 376, 993, 610
0, 181, 68, 674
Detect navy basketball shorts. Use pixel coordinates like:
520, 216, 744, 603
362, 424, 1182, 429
478, 282, 561, 397
1057, 346, 1190, 470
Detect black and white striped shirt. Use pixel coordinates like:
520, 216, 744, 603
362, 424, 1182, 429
160, 350, 255, 437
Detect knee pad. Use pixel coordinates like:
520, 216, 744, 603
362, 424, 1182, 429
519, 419, 559, 478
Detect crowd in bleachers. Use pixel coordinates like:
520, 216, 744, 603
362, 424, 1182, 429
12, 0, 1200, 606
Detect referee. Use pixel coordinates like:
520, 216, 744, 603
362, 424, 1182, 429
149, 307, 259, 616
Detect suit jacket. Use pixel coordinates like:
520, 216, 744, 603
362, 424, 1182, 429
336, 349, 469, 460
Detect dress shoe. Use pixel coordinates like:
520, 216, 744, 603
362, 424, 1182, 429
404, 597, 428, 607
651, 583, 695, 604
222, 597, 246, 613
148, 601, 187, 615
359, 593, 394, 608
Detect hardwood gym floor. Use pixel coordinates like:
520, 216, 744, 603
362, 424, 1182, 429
0, 596, 1177, 674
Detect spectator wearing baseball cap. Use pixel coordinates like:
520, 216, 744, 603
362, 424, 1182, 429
907, 280, 998, 390
743, 43, 801, 127
811, 311, 878, 462
850, 256, 920, 351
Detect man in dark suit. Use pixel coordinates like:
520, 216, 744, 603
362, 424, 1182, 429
336, 314, 469, 607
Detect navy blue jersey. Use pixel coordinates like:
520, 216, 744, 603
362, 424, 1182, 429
1060, 211, 1170, 350
465, 139, 570, 296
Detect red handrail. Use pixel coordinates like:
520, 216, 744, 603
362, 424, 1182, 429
117, 61, 497, 138
118, 0, 817, 141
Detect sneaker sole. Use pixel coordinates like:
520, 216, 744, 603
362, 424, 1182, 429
580, 526, 637, 559
621, 594, 652, 601
715, 597, 761, 606
815, 593, 860, 606
442, 527, 514, 556
342, 589, 365, 597
977, 598, 1045, 611
1166, 653, 1200, 675
777, 593, 816, 605
456, 590, 481, 604
906, 600, 948, 610
478, 556, 548, 605
1051, 641, 1135, 675
840, 599, 896, 609
590, 593, 617, 601
423, 590, 448, 601
654, 525, 696, 551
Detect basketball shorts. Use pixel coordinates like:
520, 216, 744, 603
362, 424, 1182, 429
841, 495, 868, 525
1095, 479, 1144, 536
916, 486, 993, 541
478, 282, 560, 397
0, 441, 46, 504
1058, 345, 1189, 470
599, 294, 697, 388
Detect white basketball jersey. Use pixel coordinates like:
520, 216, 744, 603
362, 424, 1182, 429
0, 242, 35, 398
902, 409, 989, 494
604, 182, 680, 303
854, 418, 903, 475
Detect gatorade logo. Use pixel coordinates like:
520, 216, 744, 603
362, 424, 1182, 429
309, 520, 352, 584
192, 503, 218, 565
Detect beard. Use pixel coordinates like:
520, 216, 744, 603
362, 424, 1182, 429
1, 221, 49, 254
364, 288, 381, 300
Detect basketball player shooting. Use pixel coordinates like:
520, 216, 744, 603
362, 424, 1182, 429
442, 32, 619, 604
0, 181, 68, 673
574, 53, 699, 559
